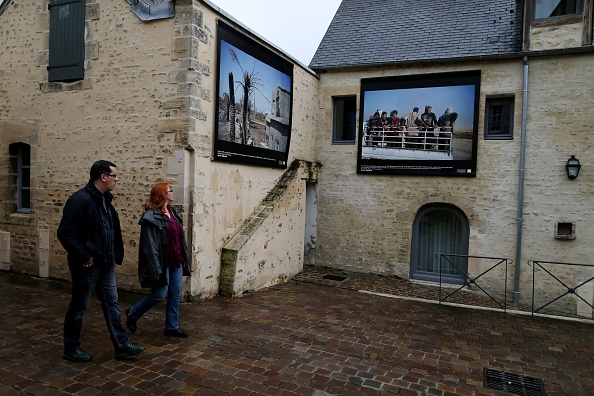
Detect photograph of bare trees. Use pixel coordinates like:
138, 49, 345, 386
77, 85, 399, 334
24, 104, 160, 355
214, 22, 293, 168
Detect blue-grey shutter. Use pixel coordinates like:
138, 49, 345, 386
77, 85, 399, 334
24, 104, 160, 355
48, 0, 85, 82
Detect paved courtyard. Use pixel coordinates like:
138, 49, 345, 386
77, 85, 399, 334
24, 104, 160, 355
0, 267, 592, 395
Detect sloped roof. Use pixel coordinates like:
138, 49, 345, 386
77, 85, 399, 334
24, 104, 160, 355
309, 0, 523, 70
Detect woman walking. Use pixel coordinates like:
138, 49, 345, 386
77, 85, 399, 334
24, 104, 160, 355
126, 182, 190, 337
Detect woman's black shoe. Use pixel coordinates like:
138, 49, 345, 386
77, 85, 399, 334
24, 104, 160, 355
164, 328, 188, 337
125, 309, 137, 333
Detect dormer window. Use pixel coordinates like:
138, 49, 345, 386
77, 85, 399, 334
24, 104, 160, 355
523, 0, 592, 49
534, 0, 582, 20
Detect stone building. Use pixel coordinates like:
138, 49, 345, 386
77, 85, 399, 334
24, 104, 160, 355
0, 0, 319, 299
266, 86, 291, 152
310, 0, 594, 315
1, 0, 593, 317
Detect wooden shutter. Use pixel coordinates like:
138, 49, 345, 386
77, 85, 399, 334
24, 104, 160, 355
48, 0, 85, 82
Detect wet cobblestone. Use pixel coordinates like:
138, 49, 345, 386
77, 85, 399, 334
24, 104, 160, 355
0, 267, 592, 395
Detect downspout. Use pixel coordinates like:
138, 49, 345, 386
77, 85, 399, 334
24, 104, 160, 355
514, 56, 529, 304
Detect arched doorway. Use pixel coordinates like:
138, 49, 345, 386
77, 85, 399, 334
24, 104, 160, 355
410, 204, 469, 284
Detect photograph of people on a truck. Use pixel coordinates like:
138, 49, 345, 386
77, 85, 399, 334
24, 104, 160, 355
357, 71, 480, 177
361, 84, 475, 161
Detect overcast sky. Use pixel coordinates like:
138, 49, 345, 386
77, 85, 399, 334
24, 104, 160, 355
210, 0, 342, 65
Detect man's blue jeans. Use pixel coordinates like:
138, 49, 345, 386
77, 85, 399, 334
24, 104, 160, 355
64, 263, 129, 352
128, 266, 183, 330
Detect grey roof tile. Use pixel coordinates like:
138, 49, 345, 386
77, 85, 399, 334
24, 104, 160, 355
309, 0, 523, 69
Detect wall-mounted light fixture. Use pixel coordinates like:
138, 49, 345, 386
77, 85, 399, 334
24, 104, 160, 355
566, 155, 581, 180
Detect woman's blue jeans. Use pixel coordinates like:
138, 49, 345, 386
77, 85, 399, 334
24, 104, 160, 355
128, 266, 183, 330
64, 263, 129, 352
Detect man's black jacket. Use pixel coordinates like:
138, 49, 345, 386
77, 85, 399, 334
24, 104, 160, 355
57, 181, 124, 267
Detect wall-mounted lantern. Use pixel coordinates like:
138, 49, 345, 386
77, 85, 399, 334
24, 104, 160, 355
566, 155, 581, 180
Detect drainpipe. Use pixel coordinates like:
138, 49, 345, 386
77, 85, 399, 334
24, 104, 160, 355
514, 56, 529, 304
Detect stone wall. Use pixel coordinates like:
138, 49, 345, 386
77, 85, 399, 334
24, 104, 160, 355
220, 160, 320, 297
517, 54, 594, 311
530, 22, 584, 51
2, 0, 593, 312
183, 4, 318, 299
0, 0, 319, 299
0, 0, 191, 285
314, 56, 594, 308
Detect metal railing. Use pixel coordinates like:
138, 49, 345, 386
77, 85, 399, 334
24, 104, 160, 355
363, 127, 452, 152
529, 260, 594, 320
437, 254, 512, 312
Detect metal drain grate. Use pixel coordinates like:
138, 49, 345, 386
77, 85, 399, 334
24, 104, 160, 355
321, 274, 347, 282
484, 368, 546, 396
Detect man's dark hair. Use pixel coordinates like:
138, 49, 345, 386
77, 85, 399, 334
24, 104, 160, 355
90, 160, 116, 181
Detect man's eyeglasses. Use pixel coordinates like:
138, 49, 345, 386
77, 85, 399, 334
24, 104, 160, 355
103, 173, 117, 178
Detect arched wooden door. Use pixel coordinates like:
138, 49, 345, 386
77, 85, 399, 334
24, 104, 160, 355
410, 204, 469, 284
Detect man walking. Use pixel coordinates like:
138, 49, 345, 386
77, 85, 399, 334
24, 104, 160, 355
58, 160, 145, 362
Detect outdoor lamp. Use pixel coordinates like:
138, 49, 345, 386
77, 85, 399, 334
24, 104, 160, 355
566, 155, 581, 180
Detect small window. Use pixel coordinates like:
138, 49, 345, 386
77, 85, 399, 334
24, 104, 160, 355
332, 96, 356, 144
534, 0, 582, 19
485, 97, 514, 140
48, 0, 86, 82
555, 222, 576, 239
9, 143, 31, 213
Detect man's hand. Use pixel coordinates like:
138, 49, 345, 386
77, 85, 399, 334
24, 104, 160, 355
83, 257, 94, 268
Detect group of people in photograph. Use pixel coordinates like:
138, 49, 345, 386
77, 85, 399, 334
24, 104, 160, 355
364, 105, 458, 151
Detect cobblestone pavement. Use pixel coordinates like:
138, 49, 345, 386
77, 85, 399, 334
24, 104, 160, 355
0, 266, 593, 396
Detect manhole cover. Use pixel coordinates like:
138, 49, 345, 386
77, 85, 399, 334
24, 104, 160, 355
321, 274, 347, 282
484, 368, 546, 396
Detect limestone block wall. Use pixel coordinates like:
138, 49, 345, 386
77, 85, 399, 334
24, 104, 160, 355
529, 22, 584, 51
0, 120, 42, 274
184, 3, 319, 298
220, 160, 319, 297
517, 53, 594, 310
0, 0, 45, 274
315, 61, 519, 275
219, 175, 305, 297
0, 0, 193, 288
314, 56, 594, 308
0, 231, 10, 271
1, 0, 319, 300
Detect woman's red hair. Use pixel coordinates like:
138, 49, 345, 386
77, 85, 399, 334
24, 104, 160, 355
146, 182, 172, 213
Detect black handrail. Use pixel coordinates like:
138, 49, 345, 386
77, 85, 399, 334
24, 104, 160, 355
437, 254, 512, 312
529, 260, 594, 320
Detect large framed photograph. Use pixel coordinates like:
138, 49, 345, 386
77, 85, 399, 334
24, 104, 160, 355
357, 71, 480, 176
214, 21, 294, 168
